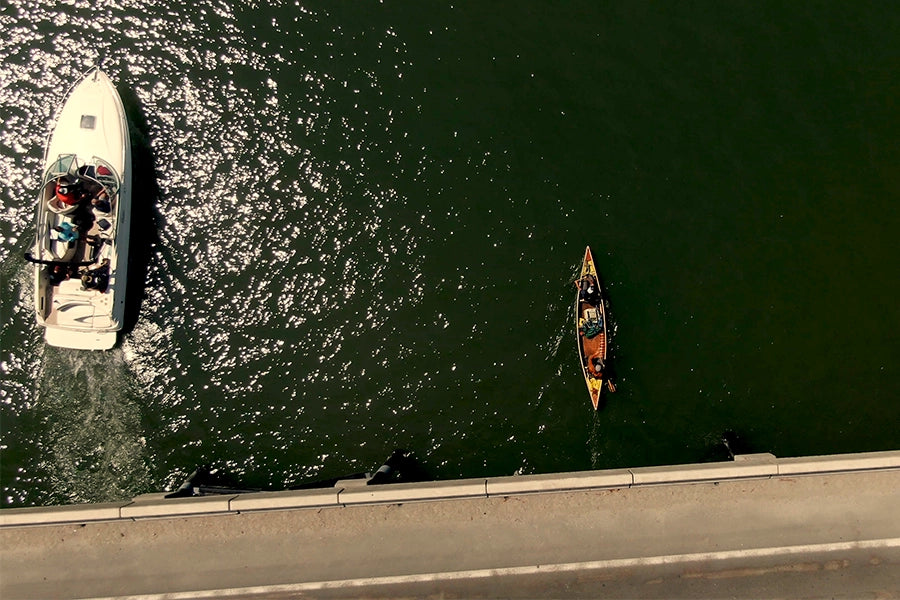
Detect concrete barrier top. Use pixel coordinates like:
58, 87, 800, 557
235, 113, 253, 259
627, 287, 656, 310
776, 450, 900, 475
487, 469, 633, 496
631, 458, 778, 485
0, 501, 129, 527
229, 488, 341, 512
120, 493, 237, 518
339, 478, 487, 505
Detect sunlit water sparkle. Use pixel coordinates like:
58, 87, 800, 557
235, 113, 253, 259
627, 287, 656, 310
2, 2, 899, 507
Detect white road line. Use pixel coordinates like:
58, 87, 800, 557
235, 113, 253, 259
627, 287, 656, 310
81, 537, 900, 600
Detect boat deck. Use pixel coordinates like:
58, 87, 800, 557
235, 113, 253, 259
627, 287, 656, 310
44, 278, 113, 328
577, 300, 606, 364
41, 202, 115, 328
31, 69, 128, 350
580, 330, 606, 361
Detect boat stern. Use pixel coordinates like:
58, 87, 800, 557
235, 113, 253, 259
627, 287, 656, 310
588, 379, 603, 410
44, 327, 117, 350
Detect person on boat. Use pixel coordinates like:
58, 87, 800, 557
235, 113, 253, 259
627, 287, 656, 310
587, 352, 604, 377
91, 191, 111, 214
56, 174, 91, 204
85, 233, 106, 248
80, 259, 110, 293
576, 275, 601, 306
77, 166, 104, 196
54, 222, 79, 243
48, 264, 70, 286
55, 181, 79, 206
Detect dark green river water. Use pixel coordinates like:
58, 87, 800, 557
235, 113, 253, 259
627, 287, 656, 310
1, 1, 898, 507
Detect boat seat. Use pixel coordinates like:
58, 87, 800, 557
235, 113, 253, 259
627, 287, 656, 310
57, 279, 83, 294
49, 226, 76, 261
48, 198, 78, 215
52, 296, 95, 326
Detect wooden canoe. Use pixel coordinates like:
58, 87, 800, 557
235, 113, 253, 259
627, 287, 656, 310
575, 246, 608, 409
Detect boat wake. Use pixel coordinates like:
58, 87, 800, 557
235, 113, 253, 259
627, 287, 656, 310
588, 415, 605, 470
33, 346, 152, 505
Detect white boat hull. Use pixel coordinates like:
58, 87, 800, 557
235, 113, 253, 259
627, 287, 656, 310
31, 69, 131, 350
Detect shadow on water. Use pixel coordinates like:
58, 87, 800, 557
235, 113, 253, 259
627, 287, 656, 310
165, 450, 431, 498
118, 81, 162, 337
702, 429, 756, 463
35, 347, 152, 504
597, 268, 619, 401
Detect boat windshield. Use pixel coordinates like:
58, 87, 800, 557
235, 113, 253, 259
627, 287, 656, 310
41, 154, 121, 199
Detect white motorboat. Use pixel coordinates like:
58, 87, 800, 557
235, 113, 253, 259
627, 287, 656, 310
27, 68, 132, 350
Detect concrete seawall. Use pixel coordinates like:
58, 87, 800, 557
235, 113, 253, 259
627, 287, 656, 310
2, 449, 899, 599
2, 449, 898, 527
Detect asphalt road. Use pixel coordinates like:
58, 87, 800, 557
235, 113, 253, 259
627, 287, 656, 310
2, 470, 898, 599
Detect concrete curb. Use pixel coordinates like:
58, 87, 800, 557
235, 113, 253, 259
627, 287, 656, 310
487, 469, 633, 495
0, 501, 129, 527
229, 488, 340, 512
120, 493, 237, 519
2, 449, 898, 528
339, 478, 488, 506
630, 453, 778, 485
775, 450, 900, 475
